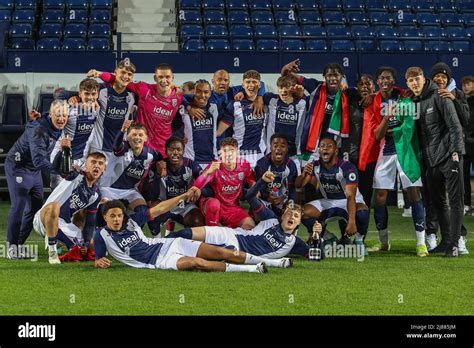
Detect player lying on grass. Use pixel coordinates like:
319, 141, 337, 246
93, 193, 294, 272
296, 137, 370, 254
166, 171, 322, 260
33, 152, 107, 264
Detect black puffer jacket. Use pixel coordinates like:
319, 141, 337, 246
414, 79, 465, 168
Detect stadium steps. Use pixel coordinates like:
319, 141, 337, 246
117, 0, 178, 50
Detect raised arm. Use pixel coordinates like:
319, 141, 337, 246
245, 174, 278, 221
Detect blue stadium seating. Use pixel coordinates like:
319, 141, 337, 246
355, 39, 376, 51
305, 39, 328, 51
228, 11, 250, 25
206, 38, 230, 50
249, 0, 271, 10
302, 25, 326, 37
16, 0, 37, 10
370, 12, 393, 26
181, 24, 203, 40
392, 13, 417, 27
275, 10, 296, 25
351, 25, 376, 38
12, 10, 36, 23
319, 0, 341, 11
446, 27, 468, 38
377, 26, 398, 38
463, 14, 474, 27
205, 24, 228, 37
298, 11, 321, 24
87, 38, 110, 50
203, 0, 225, 10
229, 24, 252, 37
379, 40, 404, 51
346, 12, 369, 25
40, 23, 63, 38
9, 23, 32, 37
256, 38, 278, 50
440, 13, 464, 27
179, 10, 201, 24
296, 0, 317, 11
0, 0, 13, 10
66, 0, 89, 10
398, 27, 423, 38
0, 9, 10, 22
282, 39, 304, 50
467, 27, 474, 38
417, 13, 440, 27
179, 0, 199, 9
437, 0, 455, 13
458, 0, 474, 13
62, 37, 86, 49
88, 23, 110, 37
64, 23, 87, 38
412, 2, 435, 13
42, 10, 65, 23
331, 39, 354, 51
251, 10, 273, 24
254, 24, 277, 38
66, 9, 88, 23
204, 10, 226, 24
326, 26, 351, 37
388, 0, 412, 11
404, 40, 423, 51
183, 38, 204, 50
273, 0, 294, 10
91, 0, 112, 10
422, 26, 446, 38
36, 37, 61, 49
425, 40, 452, 52
90, 10, 110, 23
278, 24, 300, 37
11, 38, 34, 48
226, 0, 248, 10
453, 41, 470, 52
231, 38, 255, 50
43, 0, 66, 10
365, 0, 388, 11
323, 11, 346, 25
342, 0, 365, 12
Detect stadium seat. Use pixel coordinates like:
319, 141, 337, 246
254, 24, 277, 38
463, 14, 474, 27
88, 23, 110, 38
66, 0, 89, 10
43, 0, 65, 10
231, 38, 255, 50
436, 0, 455, 13
0, 0, 13, 10
440, 13, 464, 27
42, 10, 65, 23
203, 10, 226, 24
370, 12, 393, 26
64, 23, 87, 38
403, 40, 423, 51
326, 26, 351, 37
446, 27, 468, 38
282, 39, 304, 50
425, 40, 452, 52
35, 84, 58, 114
319, 0, 341, 11
351, 25, 376, 38
226, 0, 248, 10
248, 0, 271, 10
206, 38, 230, 50
87, 38, 110, 50
204, 24, 228, 37
203, 0, 225, 9
251, 10, 274, 24
273, 0, 294, 10
296, 0, 317, 11
388, 0, 412, 11
0, 84, 28, 133
298, 11, 321, 24
392, 13, 417, 27
346, 12, 369, 25
90, 10, 111, 23
179, 10, 201, 24
275, 10, 296, 25
15, 0, 37, 9
0, 9, 11, 22
10, 38, 34, 48
417, 13, 440, 27
422, 26, 446, 38
180, 25, 204, 40
452, 40, 470, 52
62, 37, 86, 49
379, 40, 404, 51
342, 0, 365, 12
36, 37, 62, 49
365, 0, 388, 11
228, 11, 250, 25
91, 0, 112, 10
66, 9, 88, 23
412, 2, 435, 13
458, 0, 474, 13
466, 27, 474, 38
39, 23, 62, 38
377, 27, 398, 38
9, 23, 32, 37
302, 25, 326, 37
229, 24, 252, 37
12, 10, 35, 23
331, 39, 354, 51
256, 38, 278, 50
323, 11, 345, 25
278, 24, 300, 37
398, 27, 423, 38
183, 38, 204, 50
179, 0, 199, 9
355, 39, 376, 51
305, 39, 327, 50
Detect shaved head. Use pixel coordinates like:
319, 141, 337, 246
212, 69, 231, 95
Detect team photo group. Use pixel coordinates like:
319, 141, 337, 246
5, 56, 474, 272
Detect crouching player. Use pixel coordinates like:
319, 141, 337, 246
166, 171, 319, 261
296, 137, 369, 252
100, 120, 162, 224
93, 189, 291, 273
33, 152, 107, 264
194, 137, 256, 229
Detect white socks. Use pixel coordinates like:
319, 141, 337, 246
245, 254, 283, 268
355, 233, 364, 242
416, 230, 426, 246
225, 263, 259, 273
48, 244, 57, 253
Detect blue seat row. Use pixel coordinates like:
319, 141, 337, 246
0, 0, 112, 10
10, 22, 111, 38
10, 37, 110, 49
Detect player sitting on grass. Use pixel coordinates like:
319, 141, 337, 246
33, 152, 107, 264
93, 191, 293, 272
296, 137, 369, 254
100, 120, 163, 227
254, 133, 299, 217
193, 137, 256, 229
166, 170, 320, 260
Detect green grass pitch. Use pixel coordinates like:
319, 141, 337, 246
0, 201, 472, 315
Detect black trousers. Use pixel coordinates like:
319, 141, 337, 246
463, 153, 472, 207
423, 157, 465, 249
358, 161, 376, 208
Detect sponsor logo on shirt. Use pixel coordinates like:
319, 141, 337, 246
222, 184, 240, 193
320, 181, 343, 194
193, 118, 213, 129
276, 110, 298, 123
76, 123, 95, 133
153, 106, 173, 118
117, 232, 140, 249
263, 229, 284, 249
106, 106, 128, 120
125, 166, 145, 179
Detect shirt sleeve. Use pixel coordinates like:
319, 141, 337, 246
343, 161, 359, 185
300, 77, 322, 95
257, 81, 266, 96
289, 237, 310, 257
113, 131, 128, 156
245, 179, 278, 221
245, 164, 256, 186
222, 101, 235, 126
92, 229, 107, 259
287, 160, 298, 201
263, 92, 278, 105
193, 162, 215, 189
29, 124, 54, 175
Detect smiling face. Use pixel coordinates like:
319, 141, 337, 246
357, 76, 375, 98
166, 140, 184, 167
406, 74, 426, 96
377, 70, 395, 95
270, 137, 288, 164
194, 82, 211, 108
324, 68, 343, 93
463, 80, 474, 96
432, 72, 449, 90
277, 85, 294, 104
50, 102, 69, 130
84, 154, 106, 180
220, 144, 238, 167
104, 207, 124, 232
212, 70, 230, 95
154, 68, 174, 95
114, 67, 134, 89
128, 128, 147, 153
79, 88, 98, 106
281, 207, 302, 233
319, 138, 338, 164
242, 77, 260, 99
